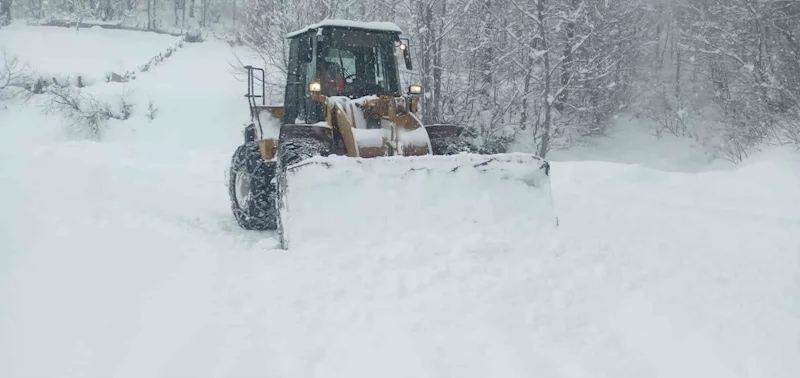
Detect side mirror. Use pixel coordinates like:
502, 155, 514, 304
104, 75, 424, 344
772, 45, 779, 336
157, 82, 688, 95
399, 38, 413, 70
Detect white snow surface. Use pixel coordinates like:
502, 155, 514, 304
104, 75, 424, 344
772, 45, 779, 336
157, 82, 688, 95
286, 19, 403, 38
2, 26, 800, 378
0, 21, 181, 85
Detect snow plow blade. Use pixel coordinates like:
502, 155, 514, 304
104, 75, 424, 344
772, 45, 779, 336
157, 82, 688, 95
277, 153, 557, 250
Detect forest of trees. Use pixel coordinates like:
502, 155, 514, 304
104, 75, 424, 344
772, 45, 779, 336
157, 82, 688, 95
1, 0, 799, 161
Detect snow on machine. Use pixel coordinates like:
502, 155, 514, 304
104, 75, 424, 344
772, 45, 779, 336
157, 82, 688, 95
227, 20, 557, 249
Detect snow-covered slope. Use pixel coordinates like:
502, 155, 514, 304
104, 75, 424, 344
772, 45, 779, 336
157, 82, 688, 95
545, 113, 735, 172
0, 21, 181, 86
1, 27, 799, 378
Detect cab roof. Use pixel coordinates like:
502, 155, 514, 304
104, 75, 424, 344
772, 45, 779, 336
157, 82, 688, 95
286, 19, 404, 39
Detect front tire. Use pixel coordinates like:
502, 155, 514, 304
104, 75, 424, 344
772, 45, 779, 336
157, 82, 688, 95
228, 142, 277, 230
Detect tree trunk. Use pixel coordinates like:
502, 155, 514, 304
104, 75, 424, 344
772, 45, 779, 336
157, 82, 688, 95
432, 0, 445, 122
104, 0, 113, 21
154, 0, 159, 29
418, 0, 436, 124
479, 0, 494, 136
520, 56, 532, 131
673, 14, 681, 102
182, 0, 186, 31
0, 0, 10, 26
556, 0, 579, 113
537, 0, 552, 158
654, 21, 662, 68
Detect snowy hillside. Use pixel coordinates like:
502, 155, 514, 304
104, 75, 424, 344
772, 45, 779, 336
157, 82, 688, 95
2, 24, 800, 378
0, 22, 181, 87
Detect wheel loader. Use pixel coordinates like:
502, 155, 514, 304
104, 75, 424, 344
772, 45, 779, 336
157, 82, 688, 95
228, 20, 556, 249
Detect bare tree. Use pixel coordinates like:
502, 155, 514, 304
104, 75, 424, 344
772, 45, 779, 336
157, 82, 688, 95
0, 51, 30, 104
43, 85, 132, 139
635, 0, 800, 161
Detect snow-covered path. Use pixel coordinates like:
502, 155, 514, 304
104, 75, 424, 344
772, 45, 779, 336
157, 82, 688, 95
550, 158, 800, 377
2, 36, 800, 378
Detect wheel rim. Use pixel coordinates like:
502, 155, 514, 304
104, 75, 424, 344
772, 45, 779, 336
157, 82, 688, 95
234, 171, 251, 209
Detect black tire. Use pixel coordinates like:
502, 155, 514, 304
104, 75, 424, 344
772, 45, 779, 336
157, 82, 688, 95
275, 135, 332, 249
228, 142, 277, 230
429, 136, 478, 155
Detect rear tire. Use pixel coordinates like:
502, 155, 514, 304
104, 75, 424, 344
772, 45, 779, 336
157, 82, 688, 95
275, 134, 333, 249
228, 142, 277, 230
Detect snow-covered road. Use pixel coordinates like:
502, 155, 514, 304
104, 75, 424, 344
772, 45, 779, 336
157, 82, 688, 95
1, 32, 799, 378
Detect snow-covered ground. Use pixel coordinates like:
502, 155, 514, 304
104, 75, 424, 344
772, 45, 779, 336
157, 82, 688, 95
0, 21, 181, 86
1, 26, 799, 378
546, 113, 737, 173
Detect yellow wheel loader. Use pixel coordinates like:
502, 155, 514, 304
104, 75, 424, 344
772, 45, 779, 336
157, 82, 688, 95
228, 20, 556, 249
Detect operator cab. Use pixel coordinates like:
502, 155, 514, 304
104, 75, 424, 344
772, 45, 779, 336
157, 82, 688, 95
282, 20, 414, 125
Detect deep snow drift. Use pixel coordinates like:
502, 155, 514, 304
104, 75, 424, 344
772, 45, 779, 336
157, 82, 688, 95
1, 25, 800, 378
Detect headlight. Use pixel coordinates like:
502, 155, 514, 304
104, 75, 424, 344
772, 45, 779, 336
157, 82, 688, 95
408, 84, 422, 94
309, 81, 321, 93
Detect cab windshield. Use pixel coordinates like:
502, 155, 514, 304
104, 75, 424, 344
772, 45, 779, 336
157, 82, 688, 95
315, 29, 401, 98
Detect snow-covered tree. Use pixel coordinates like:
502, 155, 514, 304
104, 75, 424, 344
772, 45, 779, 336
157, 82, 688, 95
636, 0, 800, 161
226, 0, 800, 159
